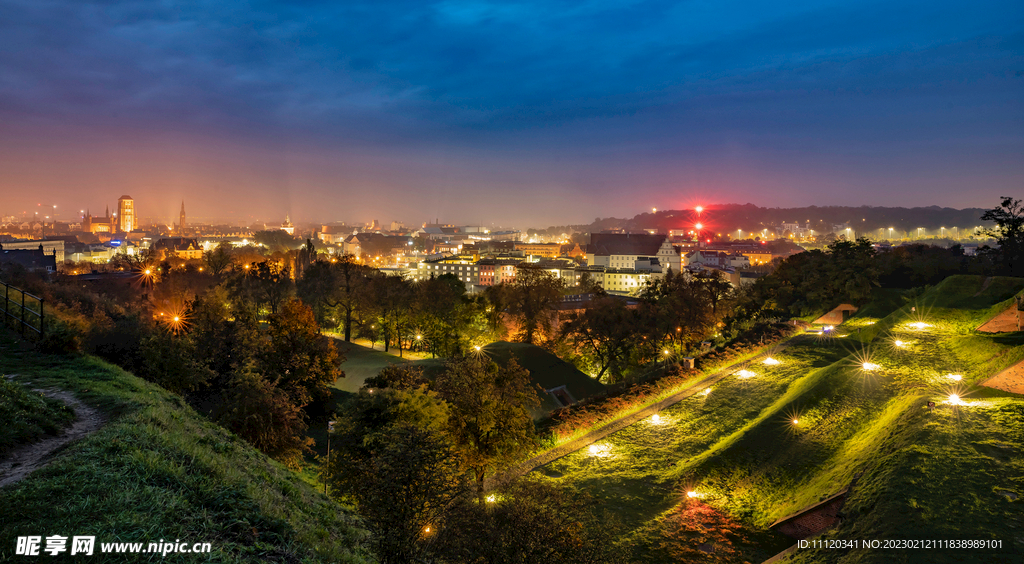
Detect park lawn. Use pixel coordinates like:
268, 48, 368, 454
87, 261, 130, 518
330, 338, 413, 392
0, 330, 370, 564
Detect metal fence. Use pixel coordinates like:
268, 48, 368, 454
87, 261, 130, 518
1, 281, 44, 339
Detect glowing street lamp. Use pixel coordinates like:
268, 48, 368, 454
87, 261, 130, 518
695, 205, 704, 214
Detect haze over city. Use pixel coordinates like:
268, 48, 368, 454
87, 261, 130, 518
2, 0, 1022, 226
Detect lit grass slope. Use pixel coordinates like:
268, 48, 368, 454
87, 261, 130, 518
0, 331, 369, 563
536, 275, 1023, 562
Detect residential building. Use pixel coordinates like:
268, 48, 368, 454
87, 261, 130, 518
0, 245, 58, 273
0, 239, 65, 265
154, 237, 203, 260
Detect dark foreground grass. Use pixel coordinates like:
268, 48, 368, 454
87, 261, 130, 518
0, 375, 75, 458
0, 330, 369, 563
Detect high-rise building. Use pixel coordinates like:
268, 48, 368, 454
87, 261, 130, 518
118, 195, 135, 233
179, 200, 186, 233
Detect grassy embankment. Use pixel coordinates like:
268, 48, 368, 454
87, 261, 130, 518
0, 330, 369, 563
535, 275, 1024, 563
0, 373, 75, 457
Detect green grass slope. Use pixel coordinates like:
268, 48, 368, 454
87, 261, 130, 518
535, 275, 1024, 563
0, 331, 369, 563
0, 376, 75, 457
479, 341, 607, 414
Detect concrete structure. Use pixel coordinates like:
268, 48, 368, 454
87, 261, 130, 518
813, 304, 859, 325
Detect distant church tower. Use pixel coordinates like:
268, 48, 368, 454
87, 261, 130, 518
117, 195, 134, 233
179, 200, 187, 234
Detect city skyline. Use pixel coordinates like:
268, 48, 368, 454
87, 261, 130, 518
1, 1, 1022, 226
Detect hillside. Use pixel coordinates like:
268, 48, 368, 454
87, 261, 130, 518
534, 275, 1023, 562
0, 330, 369, 563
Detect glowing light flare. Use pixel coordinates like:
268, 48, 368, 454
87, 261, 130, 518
587, 443, 612, 457
701, 387, 712, 396
893, 340, 906, 348
947, 374, 963, 381
947, 394, 963, 406
792, 419, 799, 425
763, 357, 780, 366
486, 495, 496, 503
908, 321, 931, 330
694, 206, 704, 213
735, 369, 756, 379
695, 223, 703, 230
650, 414, 662, 425
862, 362, 880, 371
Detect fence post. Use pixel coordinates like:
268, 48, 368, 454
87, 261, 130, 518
22, 290, 27, 337
40, 298, 44, 338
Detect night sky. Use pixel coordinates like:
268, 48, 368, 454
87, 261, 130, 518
1, 1, 1022, 227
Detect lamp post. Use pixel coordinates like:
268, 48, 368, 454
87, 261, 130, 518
325, 420, 335, 496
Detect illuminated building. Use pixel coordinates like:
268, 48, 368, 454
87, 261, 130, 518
118, 195, 135, 233
82, 207, 117, 234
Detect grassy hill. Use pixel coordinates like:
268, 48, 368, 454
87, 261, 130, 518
534, 275, 1024, 562
0, 330, 369, 563
478, 341, 607, 415
328, 339, 606, 417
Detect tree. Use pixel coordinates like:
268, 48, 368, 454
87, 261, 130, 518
503, 265, 565, 344
414, 274, 474, 358
981, 196, 1024, 275
253, 229, 299, 253
361, 273, 413, 354
561, 295, 639, 383
109, 248, 154, 271
329, 389, 461, 564
296, 259, 340, 326
202, 242, 234, 275
364, 364, 429, 391
335, 255, 371, 342
260, 299, 342, 407
216, 363, 313, 469
227, 260, 292, 320
433, 356, 540, 501
440, 478, 623, 564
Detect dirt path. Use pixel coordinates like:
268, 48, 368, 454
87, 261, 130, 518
486, 342, 795, 489
0, 387, 106, 489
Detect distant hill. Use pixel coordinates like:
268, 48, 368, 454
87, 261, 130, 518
538, 203, 995, 237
